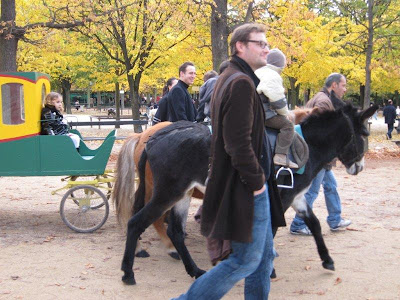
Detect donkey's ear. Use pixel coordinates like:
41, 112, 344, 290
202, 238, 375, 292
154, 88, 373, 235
360, 104, 378, 121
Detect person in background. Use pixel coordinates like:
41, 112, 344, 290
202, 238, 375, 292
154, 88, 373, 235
369, 102, 378, 120
152, 77, 178, 125
41, 92, 80, 151
196, 61, 230, 123
167, 62, 198, 122
290, 73, 351, 236
383, 99, 397, 140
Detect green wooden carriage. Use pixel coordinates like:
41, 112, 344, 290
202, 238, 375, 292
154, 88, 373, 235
0, 72, 116, 232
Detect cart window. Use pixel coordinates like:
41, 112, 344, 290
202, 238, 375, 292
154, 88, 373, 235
41, 83, 46, 106
1, 83, 25, 125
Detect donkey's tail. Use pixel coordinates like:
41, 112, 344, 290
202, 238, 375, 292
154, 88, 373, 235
112, 134, 141, 227
133, 149, 148, 215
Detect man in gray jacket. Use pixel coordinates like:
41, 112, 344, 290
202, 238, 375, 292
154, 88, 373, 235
290, 73, 352, 235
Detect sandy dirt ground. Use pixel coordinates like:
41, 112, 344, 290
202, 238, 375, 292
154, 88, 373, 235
1, 124, 400, 300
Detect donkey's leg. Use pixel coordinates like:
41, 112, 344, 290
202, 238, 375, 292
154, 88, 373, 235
121, 202, 168, 285
292, 188, 335, 271
152, 216, 179, 260
269, 226, 279, 278
167, 194, 206, 279
150, 187, 194, 260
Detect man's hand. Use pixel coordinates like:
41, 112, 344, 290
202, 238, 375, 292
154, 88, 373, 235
253, 184, 266, 196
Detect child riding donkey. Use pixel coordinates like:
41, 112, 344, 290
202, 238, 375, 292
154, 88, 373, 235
255, 48, 298, 168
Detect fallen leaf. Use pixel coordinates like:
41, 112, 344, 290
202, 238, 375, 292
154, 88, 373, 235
1, 291, 11, 295
81, 271, 88, 275
11, 276, 19, 280
271, 277, 281, 282
346, 228, 362, 232
317, 291, 326, 295
334, 277, 342, 285
44, 235, 55, 242
79, 287, 86, 290
305, 265, 311, 271
85, 263, 95, 269
293, 290, 310, 295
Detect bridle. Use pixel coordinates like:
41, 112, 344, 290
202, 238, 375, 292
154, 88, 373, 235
337, 114, 364, 167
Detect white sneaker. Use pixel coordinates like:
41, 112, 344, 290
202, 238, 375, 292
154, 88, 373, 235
330, 219, 352, 231
290, 227, 312, 236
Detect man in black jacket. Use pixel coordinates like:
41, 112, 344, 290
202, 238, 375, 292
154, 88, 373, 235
383, 99, 397, 139
167, 62, 198, 122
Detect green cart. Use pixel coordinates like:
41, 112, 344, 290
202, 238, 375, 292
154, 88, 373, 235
0, 72, 116, 233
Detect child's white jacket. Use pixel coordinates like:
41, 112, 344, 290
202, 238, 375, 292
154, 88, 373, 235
254, 65, 289, 116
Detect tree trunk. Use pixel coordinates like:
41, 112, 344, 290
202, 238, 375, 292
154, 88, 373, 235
364, 0, 374, 110
360, 84, 365, 106
61, 78, 72, 114
211, 0, 229, 71
128, 73, 142, 133
97, 91, 102, 110
303, 88, 310, 106
0, 0, 18, 72
288, 77, 298, 110
115, 82, 120, 129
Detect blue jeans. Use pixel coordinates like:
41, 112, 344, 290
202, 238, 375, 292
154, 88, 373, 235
290, 169, 342, 231
172, 185, 274, 300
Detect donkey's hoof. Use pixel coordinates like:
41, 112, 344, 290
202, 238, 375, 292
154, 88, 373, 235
122, 274, 136, 285
194, 269, 206, 279
270, 268, 277, 278
136, 250, 150, 258
322, 261, 335, 271
168, 251, 180, 260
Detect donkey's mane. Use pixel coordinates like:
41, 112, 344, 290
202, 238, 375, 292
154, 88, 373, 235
300, 103, 359, 127
298, 103, 358, 150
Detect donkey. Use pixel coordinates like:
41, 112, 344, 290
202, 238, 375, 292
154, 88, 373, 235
115, 103, 378, 285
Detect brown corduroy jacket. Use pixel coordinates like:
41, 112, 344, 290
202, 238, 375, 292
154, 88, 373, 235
201, 57, 269, 243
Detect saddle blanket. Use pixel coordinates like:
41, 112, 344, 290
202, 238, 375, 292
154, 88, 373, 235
265, 125, 309, 175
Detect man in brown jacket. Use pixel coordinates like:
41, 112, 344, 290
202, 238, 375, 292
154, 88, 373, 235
290, 73, 352, 235
173, 23, 285, 300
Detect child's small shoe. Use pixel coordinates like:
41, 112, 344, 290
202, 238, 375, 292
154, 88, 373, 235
273, 154, 298, 168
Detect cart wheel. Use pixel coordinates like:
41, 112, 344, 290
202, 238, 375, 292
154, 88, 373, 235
60, 185, 109, 233
70, 176, 112, 209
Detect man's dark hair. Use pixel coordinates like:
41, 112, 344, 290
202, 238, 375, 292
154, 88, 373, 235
324, 73, 345, 88
229, 23, 266, 56
179, 62, 195, 75
219, 60, 230, 74
388, 99, 393, 105
203, 70, 218, 82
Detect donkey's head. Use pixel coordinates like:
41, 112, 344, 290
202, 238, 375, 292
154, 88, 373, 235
338, 103, 378, 175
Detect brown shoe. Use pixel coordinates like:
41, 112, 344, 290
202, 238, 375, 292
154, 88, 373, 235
273, 154, 299, 168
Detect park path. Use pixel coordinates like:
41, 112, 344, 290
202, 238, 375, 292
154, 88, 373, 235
0, 156, 399, 299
